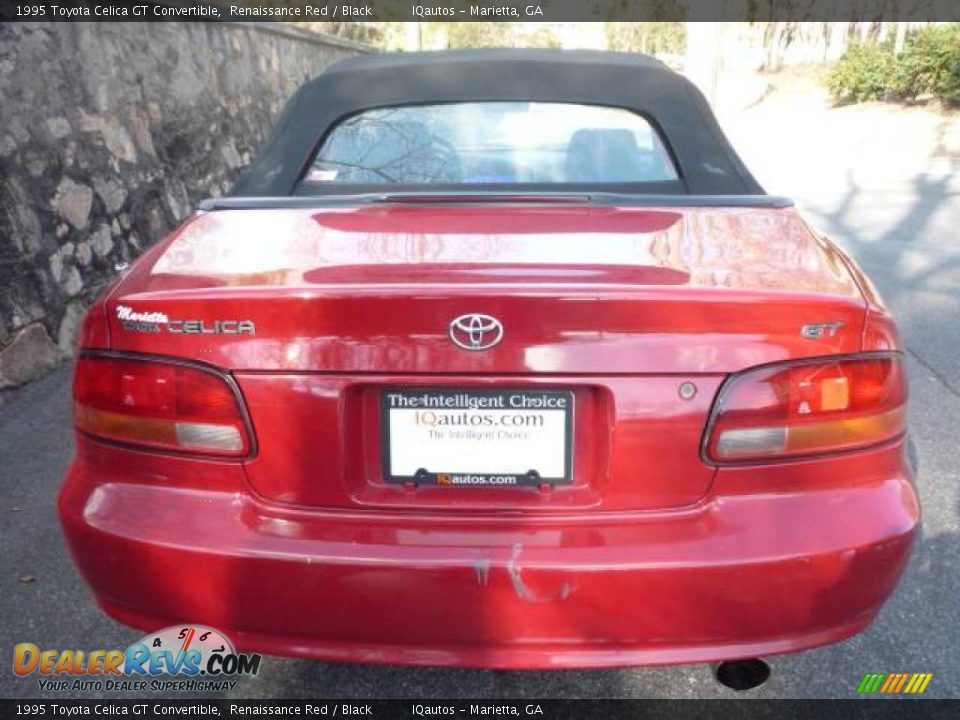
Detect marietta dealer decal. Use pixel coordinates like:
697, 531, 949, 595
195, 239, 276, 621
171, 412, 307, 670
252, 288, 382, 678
13, 625, 261, 692
116, 305, 255, 335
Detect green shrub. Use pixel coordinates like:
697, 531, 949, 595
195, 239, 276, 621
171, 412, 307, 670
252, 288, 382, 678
827, 24, 960, 106
827, 42, 899, 104
894, 24, 960, 103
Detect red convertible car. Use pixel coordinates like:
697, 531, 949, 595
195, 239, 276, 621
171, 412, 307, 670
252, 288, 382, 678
59, 50, 917, 674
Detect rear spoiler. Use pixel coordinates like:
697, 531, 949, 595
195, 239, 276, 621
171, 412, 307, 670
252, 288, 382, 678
198, 193, 794, 212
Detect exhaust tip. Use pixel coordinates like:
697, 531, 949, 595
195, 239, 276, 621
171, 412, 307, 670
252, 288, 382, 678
715, 659, 771, 691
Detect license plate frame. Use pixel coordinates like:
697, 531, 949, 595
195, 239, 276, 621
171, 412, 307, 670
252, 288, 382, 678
381, 388, 574, 487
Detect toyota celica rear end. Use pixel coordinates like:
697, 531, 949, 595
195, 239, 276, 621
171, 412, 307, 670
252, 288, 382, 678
58, 50, 918, 668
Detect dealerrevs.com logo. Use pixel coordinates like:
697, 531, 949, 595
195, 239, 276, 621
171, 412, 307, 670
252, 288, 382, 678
13, 625, 261, 692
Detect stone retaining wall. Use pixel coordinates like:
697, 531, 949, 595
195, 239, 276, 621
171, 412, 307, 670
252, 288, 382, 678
0, 21, 366, 388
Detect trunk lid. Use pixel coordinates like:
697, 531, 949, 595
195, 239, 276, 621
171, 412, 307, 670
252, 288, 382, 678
105, 203, 867, 512
106, 204, 866, 374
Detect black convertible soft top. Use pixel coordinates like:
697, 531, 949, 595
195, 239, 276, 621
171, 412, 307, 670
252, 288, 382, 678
229, 49, 765, 197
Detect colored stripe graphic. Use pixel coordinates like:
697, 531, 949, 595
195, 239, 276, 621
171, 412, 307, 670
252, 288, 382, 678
857, 672, 932, 694
880, 674, 897, 693
858, 673, 885, 693
912, 674, 933, 694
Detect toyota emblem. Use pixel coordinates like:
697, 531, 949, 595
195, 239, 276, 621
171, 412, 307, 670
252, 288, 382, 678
448, 314, 504, 351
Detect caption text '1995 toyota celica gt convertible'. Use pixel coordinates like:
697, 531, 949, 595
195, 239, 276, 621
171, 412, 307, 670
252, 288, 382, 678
58, 49, 918, 674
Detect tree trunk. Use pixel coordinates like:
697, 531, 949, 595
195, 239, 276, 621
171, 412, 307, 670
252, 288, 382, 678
685, 22, 722, 106
826, 21, 849, 62
894, 22, 908, 54
766, 22, 787, 71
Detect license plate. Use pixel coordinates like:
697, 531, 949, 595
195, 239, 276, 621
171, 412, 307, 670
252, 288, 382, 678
382, 388, 574, 487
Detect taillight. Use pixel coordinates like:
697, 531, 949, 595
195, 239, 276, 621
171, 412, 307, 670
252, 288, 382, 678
705, 354, 906, 462
73, 354, 252, 458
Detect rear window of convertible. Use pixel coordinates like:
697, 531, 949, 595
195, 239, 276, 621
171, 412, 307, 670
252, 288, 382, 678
298, 102, 679, 189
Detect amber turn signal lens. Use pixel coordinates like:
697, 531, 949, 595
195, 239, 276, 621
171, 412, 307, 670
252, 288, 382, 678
73, 355, 251, 458
706, 354, 906, 462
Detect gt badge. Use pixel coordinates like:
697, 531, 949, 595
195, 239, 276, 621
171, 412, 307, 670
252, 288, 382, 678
801, 322, 843, 339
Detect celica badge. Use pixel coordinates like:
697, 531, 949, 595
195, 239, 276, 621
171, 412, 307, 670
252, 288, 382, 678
116, 305, 255, 335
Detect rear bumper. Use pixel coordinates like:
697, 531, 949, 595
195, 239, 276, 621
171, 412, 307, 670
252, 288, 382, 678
59, 454, 918, 669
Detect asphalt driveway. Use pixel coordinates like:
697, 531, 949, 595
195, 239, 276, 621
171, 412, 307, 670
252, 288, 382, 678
1, 85, 958, 700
